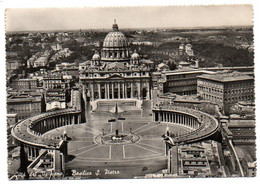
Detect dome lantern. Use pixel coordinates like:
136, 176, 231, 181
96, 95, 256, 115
112, 19, 119, 31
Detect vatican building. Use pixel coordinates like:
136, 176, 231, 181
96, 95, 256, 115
79, 20, 152, 110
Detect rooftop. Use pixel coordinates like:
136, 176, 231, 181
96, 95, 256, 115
198, 71, 253, 82
164, 69, 215, 75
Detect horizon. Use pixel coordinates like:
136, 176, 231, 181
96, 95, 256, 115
6, 25, 253, 34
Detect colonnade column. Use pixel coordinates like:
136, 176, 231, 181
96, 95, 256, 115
68, 115, 71, 124
34, 147, 37, 158
163, 112, 165, 122
159, 112, 162, 121
72, 115, 75, 124
64, 116, 67, 125
53, 118, 56, 128
78, 114, 81, 124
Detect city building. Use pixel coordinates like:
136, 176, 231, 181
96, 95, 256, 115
27, 50, 51, 68
6, 59, 22, 71
56, 62, 77, 71
230, 101, 255, 117
10, 78, 39, 90
154, 93, 220, 116
246, 161, 256, 177
163, 69, 215, 95
157, 62, 169, 72
70, 87, 82, 110
178, 43, 195, 59
178, 146, 211, 177
197, 71, 254, 114
7, 95, 43, 120
7, 113, 18, 127
227, 118, 255, 145
42, 74, 70, 90
45, 88, 67, 111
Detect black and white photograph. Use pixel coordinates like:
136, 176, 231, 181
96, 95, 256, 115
3, 2, 257, 181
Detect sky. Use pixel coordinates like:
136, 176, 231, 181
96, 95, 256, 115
5, 5, 253, 32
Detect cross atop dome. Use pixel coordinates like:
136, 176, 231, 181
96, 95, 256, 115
112, 19, 119, 31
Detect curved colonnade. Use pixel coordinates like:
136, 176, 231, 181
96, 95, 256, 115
11, 109, 82, 161
152, 105, 219, 144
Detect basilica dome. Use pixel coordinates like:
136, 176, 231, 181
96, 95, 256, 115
103, 32, 128, 48
101, 20, 130, 62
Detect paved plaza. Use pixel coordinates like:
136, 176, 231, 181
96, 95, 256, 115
45, 101, 192, 178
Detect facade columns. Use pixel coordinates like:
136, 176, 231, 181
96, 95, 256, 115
90, 83, 94, 101
118, 83, 121, 99
122, 83, 125, 98
112, 83, 114, 99
105, 83, 107, 99
125, 82, 127, 98
137, 82, 141, 99
147, 82, 150, 100
98, 83, 101, 99
131, 82, 134, 98
107, 83, 110, 99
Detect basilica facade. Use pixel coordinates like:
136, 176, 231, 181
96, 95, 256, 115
79, 21, 152, 104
